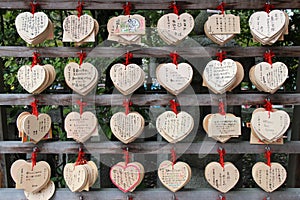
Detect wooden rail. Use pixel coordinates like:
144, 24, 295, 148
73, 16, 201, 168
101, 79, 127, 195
1, 46, 300, 58
0, 93, 299, 106
0, 0, 300, 10
0, 141, 299, 154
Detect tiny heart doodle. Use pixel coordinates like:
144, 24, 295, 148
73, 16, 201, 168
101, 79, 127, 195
64, 161, 98, 192
110, 63, 145, 95
157, 13, 194, 45
110, 162, 144, 193
156, 62, 193, 95
156, 111, 194, 143
158, 160, 191, 192
250, 108, 290, 144
249, 61, 288, 94
249, 10, 289, 45
205, 162, 239, 193
107, 14, 145, 45
63, 14, 99, 45
252, 162, 287, 192
204, 14, 240, 46
202, 59, 244, 94
15, 12, 54, 45
203, 113, 241, 143
64, 111, 99, 143
10, 160, 52, 194
64, 62, 98, 96
110, 112, 145, 144
17, 112, 52, 143
17, 64, 56, 94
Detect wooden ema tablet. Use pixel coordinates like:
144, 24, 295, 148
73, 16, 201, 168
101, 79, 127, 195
64, 111, 98, 143
110, 112, 144, 144
205, 161, 239, 193
157, 13, 194, 45
110, 162, 143, 193
24, 181, 55, 200
156, 62, 193, 96
158, 160, 191, 192
249, 62, 288, 94
156, 111, 194, 143
15, 12, 53, 45
64, 62, 98, 96
249, 10, 289, 45
252, 162, 287, 192
110, 63, 145, 95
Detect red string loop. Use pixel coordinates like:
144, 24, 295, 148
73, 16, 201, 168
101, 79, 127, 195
75, 148, 87, 166
170, 52, 179, 67
123, 148, 130, 166
216, 50, 226, 62
76, 100, 87, 115
123, 2, 132, 16
218, 148, 226, 168
217, 2, 226, 15
31, 147, 39, 170
77, 51, 86, 66
265, 147, 272, 167
123, 99, 132, 115
170, 99, 179, 115
264, 50, 275, 65
264, 99, 273, 118
264, 2, 274, 14
31, 99, 39, 117
30, 1, 39, 15
218, 100, 226, 115
171, 147, 176, 168
169, 1, 180, 15
124, 52, 133, 66
77, 0, 84, 17
32, 51, 40, 67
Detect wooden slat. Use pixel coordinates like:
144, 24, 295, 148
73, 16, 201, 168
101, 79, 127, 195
1, 46, 300, 58
0, 188, 299, 200
0, 141, 299, 154
0, 0, 300, 10
0, 93, 299, 106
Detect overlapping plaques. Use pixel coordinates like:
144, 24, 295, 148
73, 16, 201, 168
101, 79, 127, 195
15, 12, 54, 45
249, 10, 289, 45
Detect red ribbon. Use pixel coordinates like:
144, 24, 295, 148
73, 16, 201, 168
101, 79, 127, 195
123, 149, 130, 166
77, 0, 84, 17
124, 52, 133, 66
265, 148, 272, 167
123, 2, 132, 16
123, 99, 132, 115
218, 148, 226, 168
169, 1, 180, 15
170, 99, 179, 115
31, 52, 40, 67
31, 147, 39, 170
30, 1, 39, 15
31, 99, 39, 117
218, 101, 226, 115
217, 2, 226, 15
77, 51, 86, 66
76, 100, 87, 116
218, 195, 226, 200
170, 52, 179, 67
171, 147, 176, 168
264, 50, 275, 65
264, 2, 274, 14
264, 99, 273, 118
128, 196, 134, 200
216, 51, 226, 62
75, 148, 87, 166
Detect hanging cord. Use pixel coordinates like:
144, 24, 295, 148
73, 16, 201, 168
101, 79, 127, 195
218, 194, 226, 200
264, 50, 275, 65
265, 146, 272, 167
218, 99, 226, 115
216, 50, 226, 62
30, 0, 39, 15
171, 147, 176, 169
264, 1, 274, 14
31, 147, 39, 170
77, 0, 84, 17
30, 99, 39, 118
170, 52, 179, 68
123, 148, 130, 166
31, 51, 40, 67
75, 147, 87, 166
123, 99, 132, 115
169, 1, 180, 15
76, 100, 87, 116
124, 51, 133, 66
123, 2, 132, 16
217, 1, 226, 15
170, 99, 179, 115
218, 147, 225, 168
263, 98, 273, 118
77, 51, 86, 66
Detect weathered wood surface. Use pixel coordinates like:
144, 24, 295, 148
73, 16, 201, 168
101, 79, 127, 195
0, 141, 299, 154
1, 46, 300, 58
0, 0, 299, 10
0, 93, 298, 106
0, 188, 299, 200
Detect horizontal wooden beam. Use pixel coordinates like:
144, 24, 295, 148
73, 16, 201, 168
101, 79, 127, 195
0, 93, 299, 106
0, 0, 299, 10
0, 141, 299, 154
1, 46, 300, 58
0, 188, 299, 200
